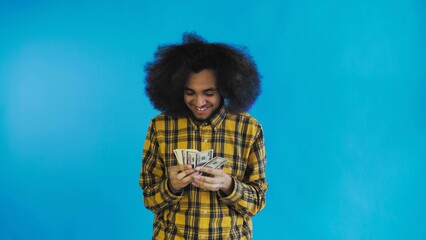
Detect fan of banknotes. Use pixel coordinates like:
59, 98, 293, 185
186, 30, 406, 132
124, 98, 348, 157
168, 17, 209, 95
173, 149, 228, 169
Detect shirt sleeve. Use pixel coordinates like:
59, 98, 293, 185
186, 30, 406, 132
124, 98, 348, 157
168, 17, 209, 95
218, 124, 268, 217
139, 120, 183, 214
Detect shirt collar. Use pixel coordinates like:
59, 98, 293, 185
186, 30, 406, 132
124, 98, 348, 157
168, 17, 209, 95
187, 104, 227, 131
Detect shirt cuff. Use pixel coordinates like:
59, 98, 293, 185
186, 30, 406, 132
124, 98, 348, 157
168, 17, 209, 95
218, 178, 242, 204
164, 179, 184, 199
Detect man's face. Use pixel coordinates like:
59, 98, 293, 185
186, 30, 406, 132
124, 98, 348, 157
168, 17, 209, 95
184, 69, 221, 121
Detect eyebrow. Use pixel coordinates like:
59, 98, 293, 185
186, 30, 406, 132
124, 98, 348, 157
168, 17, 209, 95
184, 87, 217, 92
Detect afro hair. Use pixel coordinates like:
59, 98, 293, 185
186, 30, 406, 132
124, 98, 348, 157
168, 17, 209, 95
144, 32, 261, 116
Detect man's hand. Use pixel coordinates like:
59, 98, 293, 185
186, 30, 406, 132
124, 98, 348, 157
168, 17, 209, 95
192, 167, 234, 195
168, 164, 196, 193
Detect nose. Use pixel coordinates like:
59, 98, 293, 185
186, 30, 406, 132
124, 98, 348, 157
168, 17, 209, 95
194, 95, 206, 107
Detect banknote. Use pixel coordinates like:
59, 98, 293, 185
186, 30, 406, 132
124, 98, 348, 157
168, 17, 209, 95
186, 150, 198, 167
202, 156, 228, 169
173, 149, 214, 168
196, 150, 213, 167
173, 149, 185, 165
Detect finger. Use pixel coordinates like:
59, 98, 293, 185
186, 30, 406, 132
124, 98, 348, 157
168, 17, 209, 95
181, 172, 197, 184
191, 178, 205, 189
195, 166, 221, 176
170, 171, 197, 189
172, 172, 196, 189
177, 169, 197, 181
175, 168, 196, 179
169, 164, 193, 174
193, 174, 216, 184
192, 179, 220, 191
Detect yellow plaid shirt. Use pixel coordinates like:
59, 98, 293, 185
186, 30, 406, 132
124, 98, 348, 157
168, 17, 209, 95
140, 105, 267, 239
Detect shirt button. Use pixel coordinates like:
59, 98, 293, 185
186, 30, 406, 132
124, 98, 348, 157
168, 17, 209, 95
203, 139, 208, 142
203, 210, 208, 214
200, 235, 205, 239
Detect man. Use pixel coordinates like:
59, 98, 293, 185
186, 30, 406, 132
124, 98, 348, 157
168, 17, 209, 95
140, 33, 267, 239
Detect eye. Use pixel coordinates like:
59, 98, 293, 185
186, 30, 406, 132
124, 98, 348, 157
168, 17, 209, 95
204, 90, 216, 96
184, 89, 194, 95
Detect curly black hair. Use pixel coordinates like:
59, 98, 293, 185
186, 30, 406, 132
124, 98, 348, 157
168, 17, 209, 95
144, 32, 261, 116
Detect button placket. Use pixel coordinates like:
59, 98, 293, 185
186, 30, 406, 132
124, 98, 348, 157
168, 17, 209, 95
200, 124, 212, 148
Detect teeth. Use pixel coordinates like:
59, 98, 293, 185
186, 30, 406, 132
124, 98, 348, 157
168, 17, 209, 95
197, 107, 206, 111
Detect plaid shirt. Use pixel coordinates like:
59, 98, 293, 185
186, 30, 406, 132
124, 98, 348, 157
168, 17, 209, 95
140, 105, 267, 240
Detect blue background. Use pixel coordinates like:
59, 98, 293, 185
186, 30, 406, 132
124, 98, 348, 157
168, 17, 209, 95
1, 1, 426, 239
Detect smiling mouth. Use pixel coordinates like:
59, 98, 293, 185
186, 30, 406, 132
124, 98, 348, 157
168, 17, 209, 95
196, 107, 207, 111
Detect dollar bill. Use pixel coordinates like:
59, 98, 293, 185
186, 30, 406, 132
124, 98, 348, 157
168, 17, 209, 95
186, 150, 198, 167
173, 149, 184, 165
203, 156, 228, 169
173, 149, 214, 167
196, 149, 213, 167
